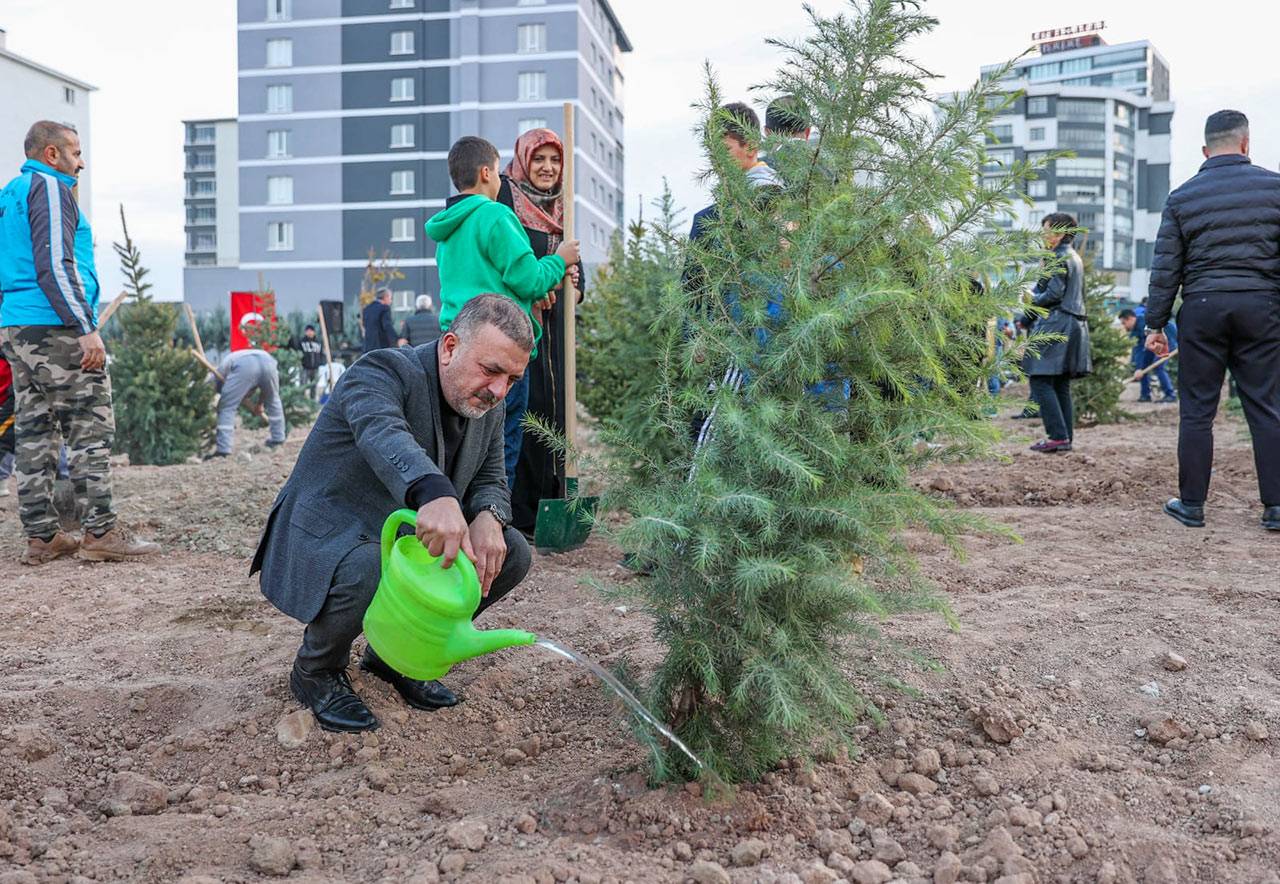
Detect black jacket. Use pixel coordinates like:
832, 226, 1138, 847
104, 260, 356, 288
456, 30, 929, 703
362, 300, 397, 353
1147, 154, 1280, 329
400, 308, 441, 346
1021, 239, 1091, 378
295, 335, 324, 370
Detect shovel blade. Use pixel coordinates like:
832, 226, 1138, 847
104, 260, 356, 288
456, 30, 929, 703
535, 492, 598, 552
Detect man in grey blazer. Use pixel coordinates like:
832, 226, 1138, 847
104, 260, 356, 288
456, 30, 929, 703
252, 294, 535, 732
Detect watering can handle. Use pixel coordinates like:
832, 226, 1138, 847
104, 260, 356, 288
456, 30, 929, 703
381, 508, 420, 576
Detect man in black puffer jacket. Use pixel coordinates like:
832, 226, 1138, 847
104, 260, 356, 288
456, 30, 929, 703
1145, 110, 1280, 531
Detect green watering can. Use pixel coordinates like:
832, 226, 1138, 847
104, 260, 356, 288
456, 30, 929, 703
362, 509, 537, 681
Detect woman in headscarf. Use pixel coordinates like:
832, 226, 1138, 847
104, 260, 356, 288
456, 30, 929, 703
498, 127, 584, 536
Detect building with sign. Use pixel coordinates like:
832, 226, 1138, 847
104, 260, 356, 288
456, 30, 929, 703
183, 0, 632, 319
976, 28, 1174, 303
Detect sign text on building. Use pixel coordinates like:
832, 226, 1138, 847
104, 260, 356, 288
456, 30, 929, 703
1031, 21, 1106, 42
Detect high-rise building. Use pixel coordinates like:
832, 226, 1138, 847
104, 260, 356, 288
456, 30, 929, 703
183, 119, 240, 271
0, 28, 96, 216
184, 0, 632, 319
978, 26, 1173, 302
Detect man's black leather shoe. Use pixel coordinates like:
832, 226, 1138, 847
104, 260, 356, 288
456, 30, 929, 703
1263, 506, 1280, 531
360, 647, 458, 710
1163, 498, 1205, 528
290, 663, 379, 732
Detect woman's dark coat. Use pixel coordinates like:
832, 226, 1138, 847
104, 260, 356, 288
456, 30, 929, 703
1022, 239, 1092, 378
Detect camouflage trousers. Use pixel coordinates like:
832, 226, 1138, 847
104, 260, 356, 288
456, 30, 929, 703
0, 326, 116, 538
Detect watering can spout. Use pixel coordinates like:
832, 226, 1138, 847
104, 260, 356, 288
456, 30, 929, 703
453, 626, 538, 663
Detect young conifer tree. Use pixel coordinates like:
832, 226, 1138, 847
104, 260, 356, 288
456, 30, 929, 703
109, 208, 216, 465
1072, 254, 1132, 424
594, 0, 1050, 783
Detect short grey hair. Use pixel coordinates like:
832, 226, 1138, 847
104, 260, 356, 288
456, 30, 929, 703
24, 120, 77, 158
415, 294, 433, 311
450, 293, 533, 352
376, 287, 393, 301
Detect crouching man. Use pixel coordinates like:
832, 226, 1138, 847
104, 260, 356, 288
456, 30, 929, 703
252, 294, 534, 732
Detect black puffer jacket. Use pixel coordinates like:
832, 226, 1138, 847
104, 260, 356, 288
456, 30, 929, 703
1021, 239, 1091, 378
1146, 154, 1280, 329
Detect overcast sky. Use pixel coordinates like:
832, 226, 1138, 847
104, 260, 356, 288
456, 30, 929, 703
2, 0, 1278, 300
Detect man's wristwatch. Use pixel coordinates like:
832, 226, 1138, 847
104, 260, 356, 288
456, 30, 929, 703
483, 504, 509, 529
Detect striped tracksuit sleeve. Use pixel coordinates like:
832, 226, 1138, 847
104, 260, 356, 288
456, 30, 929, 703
28, 173, 95, 334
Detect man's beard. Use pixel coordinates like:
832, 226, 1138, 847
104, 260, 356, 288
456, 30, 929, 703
449, 390, 499, 420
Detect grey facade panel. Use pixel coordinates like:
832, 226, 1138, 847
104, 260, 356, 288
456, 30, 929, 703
343, 159, 450, 202
1148, 112, 1173, 135
342, 68, 449, 109
238, 23, 342, 69
242, 163, 345, 205
341, 20, 450, 64
343, 0, 449, 15
239, 72, 342, 115
342, 207, 435, 261
478, 12, 581, 54
1135, 239, 1154, 270
238, 0, 342, 24
1144, 162, 1171, 210
341, 113, 451, 153
240, 119, 344, 160
239, 209, 344, 264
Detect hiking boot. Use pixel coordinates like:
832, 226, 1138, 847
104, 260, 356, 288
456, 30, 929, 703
79, 526, 160, 561
203, 451, 230, 461
22, 532, 80, 565
1263, 506, 1280, 532
1029, 439, 1072, 454
1163, 498, 1205, 528
265, 438, 286, 449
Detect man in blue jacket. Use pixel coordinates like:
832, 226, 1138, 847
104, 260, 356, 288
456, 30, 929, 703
1145, 110, 1280, 531
0, 120, 159, 564
1119, 307, 1177, 402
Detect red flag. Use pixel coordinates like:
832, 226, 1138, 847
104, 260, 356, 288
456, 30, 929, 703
230, 291, 264, 351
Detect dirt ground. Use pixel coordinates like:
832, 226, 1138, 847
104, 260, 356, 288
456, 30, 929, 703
2, 387, 1278, 884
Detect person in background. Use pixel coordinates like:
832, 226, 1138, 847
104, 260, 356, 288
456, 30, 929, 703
1145, 109, 1280, 531
1021, 213, 1092, 453
398, 294, 442, 347
425, 135, 581, 488
496, 127, 585, 535
0, 120, 158, 563
294, 324, 325, 398
362, 288, 397, 354
210, 348, 286, 457
1119, 307, 1177, 402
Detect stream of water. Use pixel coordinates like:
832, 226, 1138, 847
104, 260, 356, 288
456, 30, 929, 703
535, 639, 705, 770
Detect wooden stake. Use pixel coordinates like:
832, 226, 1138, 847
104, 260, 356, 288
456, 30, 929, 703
1128, 348, 1179, 382
182, 303, 208, 363
316, 304, 336, 394
97, 290, 129, 327
191, 348, 223, 382
561, 101, 579, 484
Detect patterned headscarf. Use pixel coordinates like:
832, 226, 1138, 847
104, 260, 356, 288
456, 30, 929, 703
503, 128, 565, 251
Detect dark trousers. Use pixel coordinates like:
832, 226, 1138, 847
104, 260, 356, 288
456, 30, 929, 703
1029, 375, 1073, 442
295, 526, 533, 675
1177, 292, 1280, 507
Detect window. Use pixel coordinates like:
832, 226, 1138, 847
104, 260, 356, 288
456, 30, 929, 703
518, 71, 546, 102
187, 232, 216, 252
987, 124, 1013, 142
1059, 57, 1090, 75
1055, 157, 1105, 178
390, 0, 414, 7
517, 24, 546, 54
391, 77, 415, 101
517, 117, 548, 134
1094, 48, 1147, 69
267, 129, 291, 158
266, 38, 292, 67
391, 217, 416, 242
267, 84, 293, 113
983, 149, 1014, 169
1113, 157, 1134, 183
1057, 99, 1105, 123
1028, 62, 1058, 81
390, 170, 415, 195
1058, 126, 1105, 150
1028, 180, 1048, 198
64, 87, 75, 105
1115, 185, 1134, 209
1027, 210, 1044, 228
188, 206, 216, 224
393, 290, 415, 310
1057, 183, 1103, 204
190, 124, 216, 143
1114, 213, 1134, 236
390, 124, 415, 148
1115, 103, 1134, 127
267, 0, 291, 21
190, 178, 216, 196
267, 176, 293, 205
267, 221, 294, 251
984, 94, 1007, 110
1026, 96, 1049, 115
1113, 129, 1135, 155
390, 31, 415, 55
1029, 126, 1046, 142
187, 151, 215, 171
1113, 240, 1133, 268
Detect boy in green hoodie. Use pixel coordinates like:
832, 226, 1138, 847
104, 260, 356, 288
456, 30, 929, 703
425, 136, 580, 488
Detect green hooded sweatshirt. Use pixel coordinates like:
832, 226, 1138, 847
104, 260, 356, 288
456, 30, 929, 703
425, 194, 566, 350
